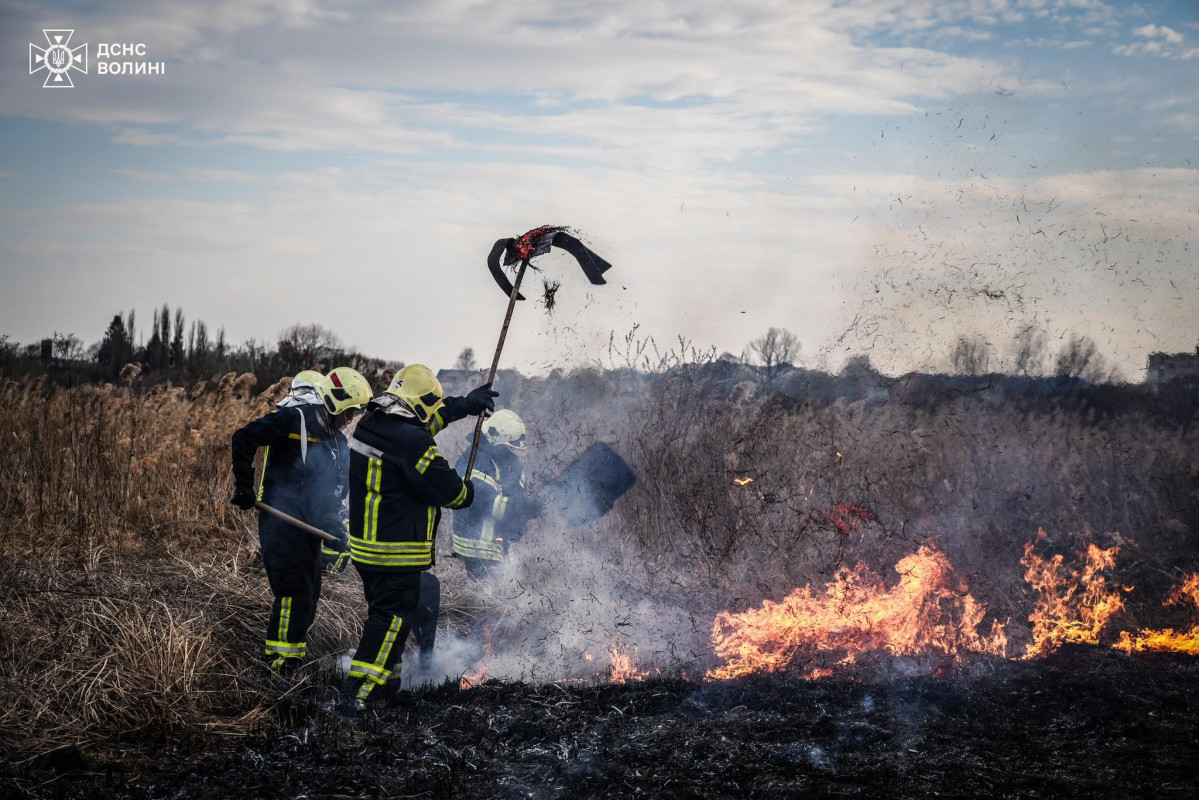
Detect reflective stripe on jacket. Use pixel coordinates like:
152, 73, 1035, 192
452, 443, 528, 563
347, 404, 473, 572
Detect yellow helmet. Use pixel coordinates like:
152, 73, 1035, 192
317, 367, 372, 415
291, 369, 324, 389
484, 409, 527, 450
385, 364, 444, 423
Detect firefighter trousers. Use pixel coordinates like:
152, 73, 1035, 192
259, 513, 323, 668
346, 570, 421, 704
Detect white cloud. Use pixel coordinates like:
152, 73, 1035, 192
1133, 23, 1184, 44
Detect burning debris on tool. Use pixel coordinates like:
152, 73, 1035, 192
486, 225, 612, 300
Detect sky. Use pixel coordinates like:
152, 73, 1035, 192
1, 0, 1196, 378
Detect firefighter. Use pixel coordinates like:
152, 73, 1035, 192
276, 370, 324, 407
230, 366, 372, 676
452, 409, 543, 579
341, 364, 496, 714
250, 370, 353, 575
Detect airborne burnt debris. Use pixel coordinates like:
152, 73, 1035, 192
540, 278, 561, 313
8, 649, 1197, 799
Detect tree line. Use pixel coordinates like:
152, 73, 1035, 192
0, 305, 391, 389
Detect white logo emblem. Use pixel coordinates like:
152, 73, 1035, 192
29, 29, 88, 88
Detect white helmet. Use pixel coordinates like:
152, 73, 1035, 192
483, 409, 526, 450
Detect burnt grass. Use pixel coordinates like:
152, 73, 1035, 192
7, 646, 1198, 800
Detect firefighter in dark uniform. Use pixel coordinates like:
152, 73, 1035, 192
452, 409, 543, 579
341, 364, 496, 713
230, 366, 373, 675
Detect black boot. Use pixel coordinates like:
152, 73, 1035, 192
338, 678, 367, 719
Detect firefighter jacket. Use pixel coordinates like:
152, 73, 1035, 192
231, 402, 348, 539
452, 441, 540, 563
347, 398, 475, 572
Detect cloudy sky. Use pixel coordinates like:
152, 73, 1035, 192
1, 0, 1196, 378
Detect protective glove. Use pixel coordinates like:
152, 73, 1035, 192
464, 383, 499, 416
230, 486, 257, 510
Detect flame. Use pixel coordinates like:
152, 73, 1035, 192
1113, 573, 1199, 655
733, 477, 755, 486
608, 641, 649, 683
706, 545, 1006, 681
460, 626, 494, 690
1021, 533, 1125, 659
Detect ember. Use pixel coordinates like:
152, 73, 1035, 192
511, 225, 564, 260
733, 476, 754, 486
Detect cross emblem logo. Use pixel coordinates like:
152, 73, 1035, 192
29, 29, 88, 88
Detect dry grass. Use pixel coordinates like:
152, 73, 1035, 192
1, 366, 1196, 762
0, 373, 364, 761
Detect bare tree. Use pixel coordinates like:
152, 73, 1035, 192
1010, 326, 1047, 377
277, 323, 343, 373
749, 327, 800, 382
454, 347, 477, 372
1055, 334, 1109, 383
950, 334, 991, 375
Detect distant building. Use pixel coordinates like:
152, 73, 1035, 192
1146, 345, 1199, 389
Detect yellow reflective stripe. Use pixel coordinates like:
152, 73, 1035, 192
426, 506, 435, 541
349, 659, 389, 683
288, 433, 322, 442
278, 597, 291, 643
364, 457, 382, 543
453, 534, 505, 561
429, 412, 445, 436
415, 445, 439, 474
471, 469, 500, 491
349, 536, 434, 567
350, 536, 432, 553
348, 614, 403, 686
492, 494, 509, 521
265, 640, 306, 655
375, 615, 404, 678
350, 553, 434, 567
447, 481, 468, 509
257, 445, 270, 500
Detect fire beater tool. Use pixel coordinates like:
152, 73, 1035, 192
255, 500, 340, 544
465, 226, 614, 480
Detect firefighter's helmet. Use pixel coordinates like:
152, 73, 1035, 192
484, 409, 526, 450
385, 364, 445, 424
291, 369, 324, 389
317, 367, 372, 416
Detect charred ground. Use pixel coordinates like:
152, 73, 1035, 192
7, 647, 1197, 799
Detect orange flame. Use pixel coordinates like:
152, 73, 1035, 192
460, 626, 494, 690
1021, 533, 1125, 659
733, 477, 755, 486
609, 641, 649, 683
1113, 573, 1199, 655
706, 545, 1006, 681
